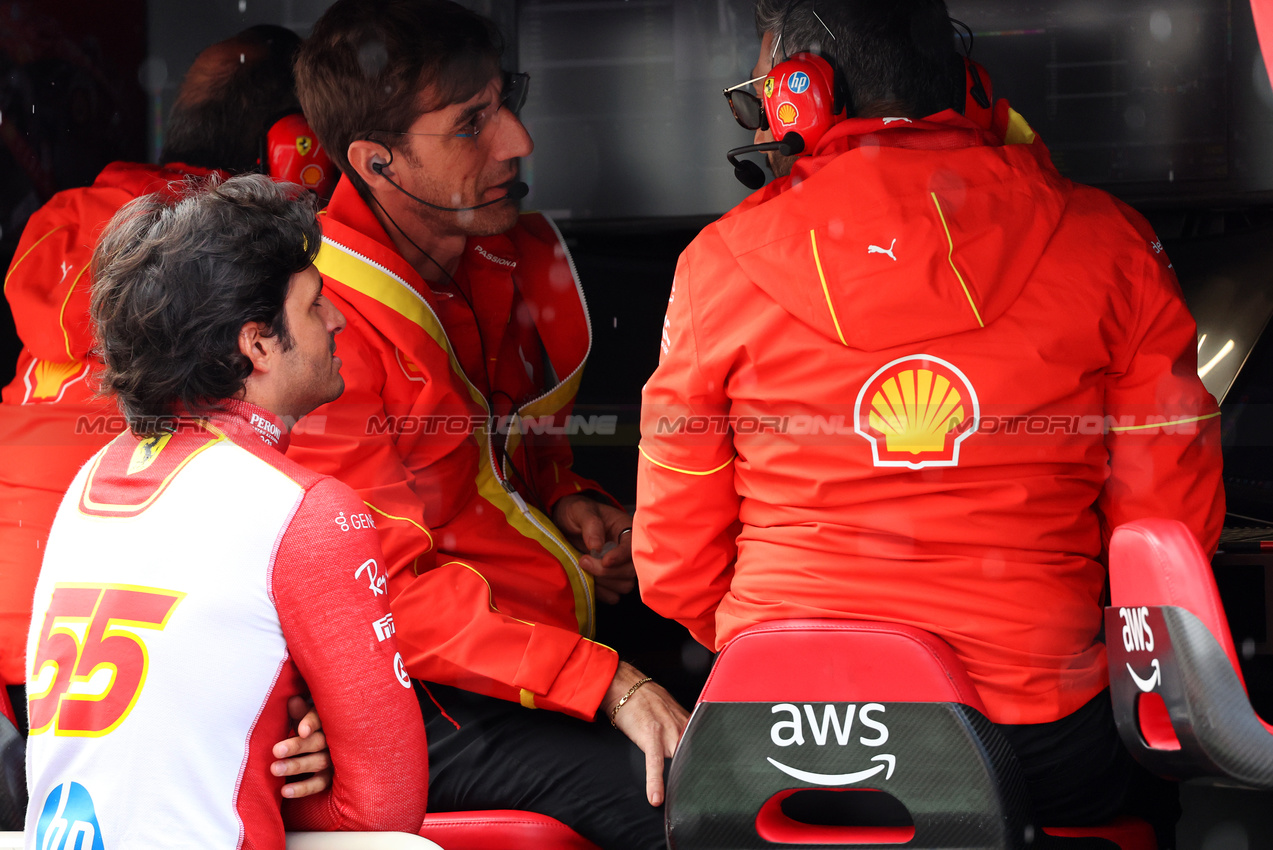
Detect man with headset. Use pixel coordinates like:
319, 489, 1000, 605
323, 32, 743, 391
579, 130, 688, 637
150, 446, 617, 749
291, 2, 686, 847
634, 0, 1221, 842
0, 26, 333, 816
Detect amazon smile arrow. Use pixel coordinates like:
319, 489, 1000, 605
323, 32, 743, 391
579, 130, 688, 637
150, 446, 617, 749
1126, 658, 1162, 693
766, 753, 897, 786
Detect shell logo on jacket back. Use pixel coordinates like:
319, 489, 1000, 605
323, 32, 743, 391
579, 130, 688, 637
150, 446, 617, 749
23, 358, 88, 404
854, 354, 979, 469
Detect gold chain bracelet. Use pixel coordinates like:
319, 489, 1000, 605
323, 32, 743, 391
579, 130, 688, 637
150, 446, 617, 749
609, 676, 654, 728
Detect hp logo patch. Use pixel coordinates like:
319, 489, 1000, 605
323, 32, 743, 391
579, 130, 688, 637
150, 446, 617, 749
787, 72, 811, 94
35, 782, 105, 850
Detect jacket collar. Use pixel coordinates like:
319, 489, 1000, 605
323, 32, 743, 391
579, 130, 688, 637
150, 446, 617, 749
214, 400, 291, 453
726, 108, 1032, 219
323, 176, 521, 285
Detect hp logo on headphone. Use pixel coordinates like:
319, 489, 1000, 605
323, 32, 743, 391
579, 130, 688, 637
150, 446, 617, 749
787, 72, 811, 94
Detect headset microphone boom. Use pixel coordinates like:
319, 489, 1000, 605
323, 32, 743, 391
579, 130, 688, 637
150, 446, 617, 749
372, 159, 529, 212
727, 134, 806, 190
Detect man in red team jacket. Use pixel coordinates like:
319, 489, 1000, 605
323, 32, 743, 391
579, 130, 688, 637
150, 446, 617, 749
634, 0, 1222, 841
0, 25, 333, 807
291, 2, 686, 846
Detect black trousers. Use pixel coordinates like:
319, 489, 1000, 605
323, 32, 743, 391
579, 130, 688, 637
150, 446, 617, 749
1, 685, 25, 831
3, 686, 25, 737
417, 681, 666, 850
996, 689, 1179, 847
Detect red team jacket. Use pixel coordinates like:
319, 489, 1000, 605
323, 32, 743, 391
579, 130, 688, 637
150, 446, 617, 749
0, 161, 220, 687
634, 107, 1225, 725
287, 178, 620, 720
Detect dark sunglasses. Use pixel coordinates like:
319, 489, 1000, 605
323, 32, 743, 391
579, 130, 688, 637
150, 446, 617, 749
723, 74, 770, 132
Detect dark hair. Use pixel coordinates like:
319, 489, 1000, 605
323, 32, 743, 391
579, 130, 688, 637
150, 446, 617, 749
295, 0, 502, 198
755, 0, 960, 119
160, 25, 303, 173
90, 173, 320, 436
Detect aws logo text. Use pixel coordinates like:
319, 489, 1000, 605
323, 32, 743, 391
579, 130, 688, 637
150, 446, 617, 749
1119, 606, 1155, 653
1119, 606, 1162, 693
767, 703, 896, 786
770, 702, 888, 747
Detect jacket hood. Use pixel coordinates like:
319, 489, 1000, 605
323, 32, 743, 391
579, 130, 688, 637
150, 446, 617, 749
713, 112, 1070, 351
6, 161, 221, 362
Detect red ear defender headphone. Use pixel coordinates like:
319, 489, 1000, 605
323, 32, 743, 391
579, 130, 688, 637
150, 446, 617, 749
725, 52, 995, 189
260, 113, 338, 203
762, 52, 842, 153
726, 52, 843, 189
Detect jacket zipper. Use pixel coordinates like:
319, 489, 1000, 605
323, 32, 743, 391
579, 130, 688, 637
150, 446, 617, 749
324, 236, 596, 635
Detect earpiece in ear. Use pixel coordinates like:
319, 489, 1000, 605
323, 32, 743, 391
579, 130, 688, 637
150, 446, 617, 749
371, 159, 387, 174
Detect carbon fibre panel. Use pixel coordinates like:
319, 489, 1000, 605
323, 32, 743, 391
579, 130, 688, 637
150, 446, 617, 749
1107, 604, 1273, 788
665, 700, 1031, 849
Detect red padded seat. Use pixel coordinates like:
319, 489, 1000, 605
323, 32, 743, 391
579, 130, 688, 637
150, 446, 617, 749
419, 810, 600, 850
1107, 518, 1273, 788
667, 619, 1154, 850
697, 619, 987, 710
1110, 518, 1250, 694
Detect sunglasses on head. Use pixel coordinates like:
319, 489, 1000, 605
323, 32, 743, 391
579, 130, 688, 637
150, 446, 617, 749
723, 74, 770, 132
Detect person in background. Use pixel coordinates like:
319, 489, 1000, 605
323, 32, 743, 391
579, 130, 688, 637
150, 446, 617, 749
634, 0, 1221, 843
25, 174, 428, 848
0, 25, 332, 805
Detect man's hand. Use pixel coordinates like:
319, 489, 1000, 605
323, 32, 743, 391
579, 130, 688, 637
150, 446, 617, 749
271, 696, 332, 799
552, 493, 636, 604
602, 661, 689, 807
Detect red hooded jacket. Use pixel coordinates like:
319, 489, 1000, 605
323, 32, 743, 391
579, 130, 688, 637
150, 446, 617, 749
634, 107, 1224, 725
0, 162, 219, 686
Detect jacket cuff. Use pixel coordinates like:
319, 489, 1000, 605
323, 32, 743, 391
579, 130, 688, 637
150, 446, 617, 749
514, 627, 619, 720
